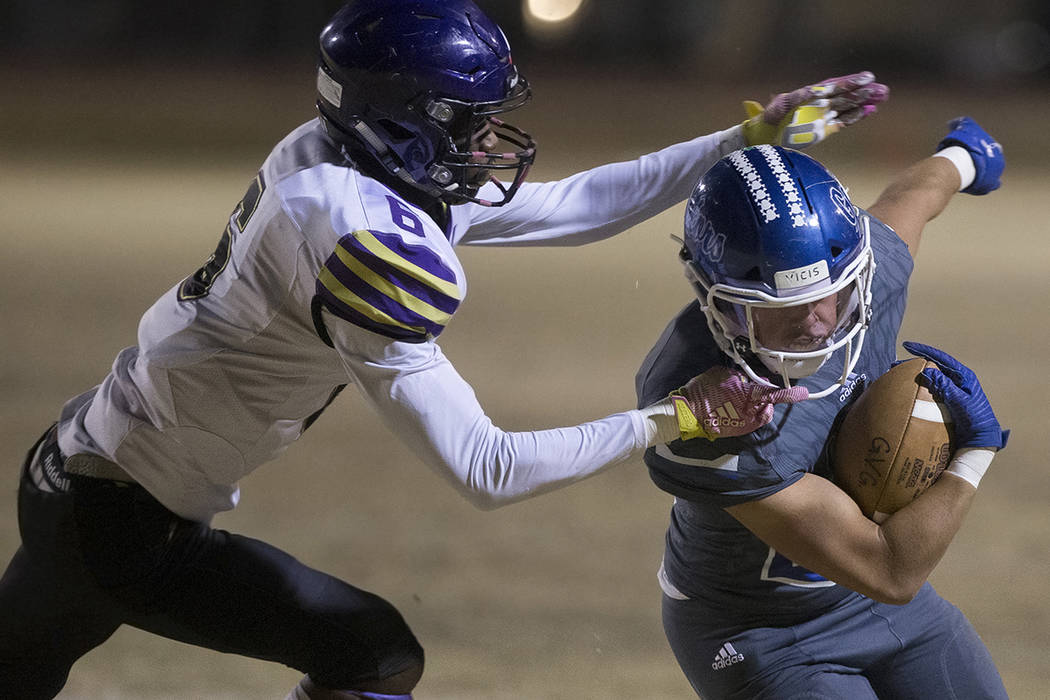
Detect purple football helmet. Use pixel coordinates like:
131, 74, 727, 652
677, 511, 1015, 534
680, 145, 876, 398
316, 0, 536, 206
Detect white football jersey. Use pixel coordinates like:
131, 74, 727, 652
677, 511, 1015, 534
57, 119, 744, 521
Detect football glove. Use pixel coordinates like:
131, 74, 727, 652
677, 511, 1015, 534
903, 341, 1009, 450
742, 71, 889, 149
936, 117, 1004, 195
670, 366, 809, 441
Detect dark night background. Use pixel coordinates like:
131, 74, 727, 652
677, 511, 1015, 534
1, 3, 1048, 698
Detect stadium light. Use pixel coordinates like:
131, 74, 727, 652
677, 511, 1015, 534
525, 0, 585, 24
523, 0, 586, 39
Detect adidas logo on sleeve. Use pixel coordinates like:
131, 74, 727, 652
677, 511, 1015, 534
712, 642, 745, 670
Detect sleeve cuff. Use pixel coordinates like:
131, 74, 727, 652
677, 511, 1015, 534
717, 124, 747, 157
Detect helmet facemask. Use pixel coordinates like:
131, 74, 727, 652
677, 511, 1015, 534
418, 82, 536, 206
683, 218, 875, 399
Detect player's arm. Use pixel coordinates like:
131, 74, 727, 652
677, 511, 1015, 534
727, 469, 976, 605
325, 319, 804, 509
458, 72, 886, 246
867, 117, 1004, 256
726, 343, 1007, 604
311, 225, 805, 508
331, 324, 643, 509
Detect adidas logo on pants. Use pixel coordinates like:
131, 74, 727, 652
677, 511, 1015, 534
712, 642, 745, 670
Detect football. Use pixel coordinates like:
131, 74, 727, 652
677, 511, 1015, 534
832, 358, 954, 522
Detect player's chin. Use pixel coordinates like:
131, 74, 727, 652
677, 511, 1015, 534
772, 337, 830, 354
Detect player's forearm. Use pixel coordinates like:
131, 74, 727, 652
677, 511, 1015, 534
355, 350, 647, 509
866, 157, 960, 254
426, 411, 648, 510
730, 471, 978, 606
809, 475, 976, 605
330, 313, 654, 509
874, 473, 977, 602
381, 401, 649, 511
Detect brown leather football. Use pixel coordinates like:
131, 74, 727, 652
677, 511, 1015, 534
833, 358, 955, 522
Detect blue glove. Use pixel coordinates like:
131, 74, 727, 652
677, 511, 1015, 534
903, 341, 1008, 450
936, 117, 1004, 195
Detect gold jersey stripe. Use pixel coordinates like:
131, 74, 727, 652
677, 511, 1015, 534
318, 266, 428, 336
332, 245, 454, 326
350, 229, 461, 299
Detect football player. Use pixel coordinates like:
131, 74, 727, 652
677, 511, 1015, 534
637, 118, 1008, 697
0, 1, 887, 698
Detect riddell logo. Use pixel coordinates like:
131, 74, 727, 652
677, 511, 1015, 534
712, 642, 745, 670
704, 402, 746, 428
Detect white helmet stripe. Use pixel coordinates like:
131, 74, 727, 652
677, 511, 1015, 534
728, 150, 777, 223
728, 146, 809, 229
759, 146, 807, 228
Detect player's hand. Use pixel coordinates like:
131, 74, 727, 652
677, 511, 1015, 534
903, 341, 1008, 450
670, 366, 808, 441
742, 71, 889, 149
936, 117, 1004, 195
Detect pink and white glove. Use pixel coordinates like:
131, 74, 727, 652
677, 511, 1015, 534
742, 71, 889, 149
669, 366, 808, 441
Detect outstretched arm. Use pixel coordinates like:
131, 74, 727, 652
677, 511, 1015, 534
460, 72, 887, 246
323, 309, 803, 509
868, 117, 1004, 257
866, 156, 960, 255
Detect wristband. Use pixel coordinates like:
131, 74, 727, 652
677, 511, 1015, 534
933, 146, 977, 192
719, 124, 747, 156
639, 399, 681, 446
943, 447, 995, 489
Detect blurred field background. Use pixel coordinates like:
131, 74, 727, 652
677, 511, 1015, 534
2, 1, 1049, 698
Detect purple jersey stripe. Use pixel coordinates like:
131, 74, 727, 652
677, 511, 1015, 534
314, 280, 441, 341
318, 267, 447, 338
334, 233, 461, 315
359, 229, 457, 284
322, 249, 458, 329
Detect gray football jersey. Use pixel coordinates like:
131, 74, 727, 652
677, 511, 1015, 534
637, 215, 914, 625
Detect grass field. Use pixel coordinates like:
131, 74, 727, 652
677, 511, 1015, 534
1, 69, 1048, 698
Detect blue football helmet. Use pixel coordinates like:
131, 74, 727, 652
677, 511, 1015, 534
680, 145, 875, 398
316, 0, 536, 206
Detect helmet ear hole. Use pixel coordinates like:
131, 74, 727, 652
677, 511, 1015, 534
376, 119, 414, 142
742, 266, 762, 283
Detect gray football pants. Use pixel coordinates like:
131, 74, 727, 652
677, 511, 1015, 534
662, 583, 1008, 699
